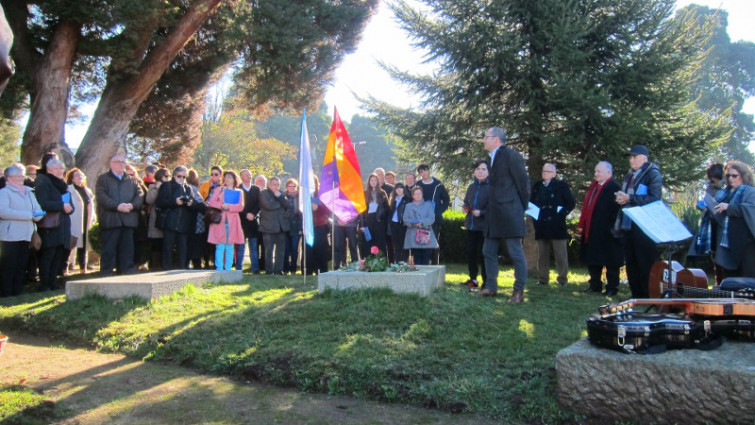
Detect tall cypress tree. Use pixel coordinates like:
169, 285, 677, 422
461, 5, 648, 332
368, 0, 732, 188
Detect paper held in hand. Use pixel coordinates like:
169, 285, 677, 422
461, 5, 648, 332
525, 202, 539, 220
622, 200, 693, 244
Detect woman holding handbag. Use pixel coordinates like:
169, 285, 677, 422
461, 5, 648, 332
0, 164, 44, 297
207, 170, 244, 270
403, 186, 438, 265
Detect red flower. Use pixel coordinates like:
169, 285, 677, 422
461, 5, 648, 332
370, 246, 379, 255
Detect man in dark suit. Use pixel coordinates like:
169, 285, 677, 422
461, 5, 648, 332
238, 169, 261, 273
479, 127, 530, 303
578, 161, 624, 296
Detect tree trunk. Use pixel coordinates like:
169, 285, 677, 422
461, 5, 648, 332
75, 0, 223, 179
20, 20, 79, 167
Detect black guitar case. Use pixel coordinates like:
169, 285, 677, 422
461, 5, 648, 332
586, 313, 722, 354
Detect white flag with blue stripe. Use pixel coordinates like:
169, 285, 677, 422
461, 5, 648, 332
298, 109, 315, 247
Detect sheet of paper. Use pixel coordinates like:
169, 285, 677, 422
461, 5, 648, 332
525, 202, 539, 220
622, 201, 692, 243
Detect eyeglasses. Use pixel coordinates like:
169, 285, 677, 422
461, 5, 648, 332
542, 170, 556, 174
726, 174, 740, 179
211, 173, 220, 177
483, 135, 495, 139
175, 175, 186, 179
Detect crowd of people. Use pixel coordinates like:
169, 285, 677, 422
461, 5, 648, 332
1, 131, 753, 304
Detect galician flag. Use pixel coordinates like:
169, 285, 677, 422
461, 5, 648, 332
298, 109, 315, 247
318, 107, 366, 223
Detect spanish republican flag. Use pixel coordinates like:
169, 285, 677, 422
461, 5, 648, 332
318, 108, 366, 223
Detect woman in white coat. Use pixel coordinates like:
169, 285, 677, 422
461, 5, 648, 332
0, 164, 44, 296
66, 168, 96, 273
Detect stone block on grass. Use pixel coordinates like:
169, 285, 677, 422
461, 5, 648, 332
65, 270, 243, 301
317, 265, 445, 297
556, 338, 755, 424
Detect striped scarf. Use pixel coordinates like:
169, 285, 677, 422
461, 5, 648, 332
719, 185, 748, 248
692, 188, 726, 254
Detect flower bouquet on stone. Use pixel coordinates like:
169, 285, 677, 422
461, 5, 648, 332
363, 246, 388, 272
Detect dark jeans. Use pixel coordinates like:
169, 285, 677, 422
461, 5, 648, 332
466, 230, 486, 283
625, 227, 657, 298
283, 233, 301, 274
100, 227, 135, 275
390, 222, 408, 263
39, 245, 65, 291
333, 225, 358, 269
305, 225, 330, 274
1, 241, 30, 297
411, 248, 430, 265
162, 229, 188, 270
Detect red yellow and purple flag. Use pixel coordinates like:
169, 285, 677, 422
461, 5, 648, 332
318, 108, 366, 223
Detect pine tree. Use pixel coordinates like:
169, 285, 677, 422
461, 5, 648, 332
368, 0, 732, 189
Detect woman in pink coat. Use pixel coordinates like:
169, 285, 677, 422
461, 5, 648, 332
207, 170, 245, 270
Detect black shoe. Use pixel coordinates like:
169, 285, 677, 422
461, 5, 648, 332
582, 287, 602, 294
536, 281, 548, 286
602, 289, 618, 296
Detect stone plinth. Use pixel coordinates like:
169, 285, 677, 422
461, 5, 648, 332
317, 265, 445, 297
556, 338, 755, 424
65, 270, 243, 301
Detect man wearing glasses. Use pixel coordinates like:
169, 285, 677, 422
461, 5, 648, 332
531, 163, 575, 287
614, 144, 663, 298
95, 153, 145, 275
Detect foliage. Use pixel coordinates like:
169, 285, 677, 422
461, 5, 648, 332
193, 109, 296, 176
0, 267, 613, 423
88, 222, 102, 255
363, 247, 388, 272
677, 5, 755, 164
367, 0, 732, 190
0, 385, 63, 424
0, 117, 20, 166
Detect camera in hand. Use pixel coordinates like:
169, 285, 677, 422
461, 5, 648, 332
180, 195, 193, 204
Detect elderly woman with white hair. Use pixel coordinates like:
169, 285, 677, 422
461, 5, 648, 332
35, 154, 74, 291
0, 163, 44, 297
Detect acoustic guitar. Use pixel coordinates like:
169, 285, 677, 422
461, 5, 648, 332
648, 261, 708, 298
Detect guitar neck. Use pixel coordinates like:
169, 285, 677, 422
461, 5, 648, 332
678, 285, 754, 299
601, 298, 755, 318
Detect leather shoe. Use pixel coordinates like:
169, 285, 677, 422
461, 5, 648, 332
603, 289, 618, 296
536, 281, 548, 286
464, 279, 479, 288
477, 289, 497, 297
582, 287, 602, 294
508, 289, 524, 304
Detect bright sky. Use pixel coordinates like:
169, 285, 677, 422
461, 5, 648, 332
66, 1, 754, 149
324, 0, 755, 122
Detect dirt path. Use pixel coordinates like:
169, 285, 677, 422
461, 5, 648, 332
0, 334, 499, 425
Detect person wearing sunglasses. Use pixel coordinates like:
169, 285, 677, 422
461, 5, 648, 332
145, 168, 170, 270
712, 160, 755, 278
156, 166, 202, 270
199, 165, 223, 201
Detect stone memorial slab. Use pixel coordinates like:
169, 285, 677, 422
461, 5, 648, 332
65, 270, 243, 301
556, 338, 755, 424
317, 265, 445, 297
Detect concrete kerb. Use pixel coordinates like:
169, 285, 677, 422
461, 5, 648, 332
65, 270, 243, 301
317, 265, 446, 297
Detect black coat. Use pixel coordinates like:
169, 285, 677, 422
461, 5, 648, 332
483, 146, 530, 238
580, 179, 624, 268
531, 179, 575, 240
463, 179, 490, 232
34, 172, 73, 249
240, 185, 261, 239
156, 180, 202, 234
95, 171, 144, 229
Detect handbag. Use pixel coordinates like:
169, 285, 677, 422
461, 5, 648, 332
37, 211, 61, 229
30, 230, 42, 250
204, 207, 223, 224
154, 207, 168, 229
415, 226, 432, 245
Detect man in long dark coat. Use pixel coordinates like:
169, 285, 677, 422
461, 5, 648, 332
479, 127, 530, 303
577, 161, 624, 296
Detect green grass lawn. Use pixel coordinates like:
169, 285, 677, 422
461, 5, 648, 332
0, 265, 627, 423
